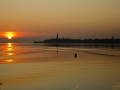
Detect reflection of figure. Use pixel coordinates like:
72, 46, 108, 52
57, 46, 58, 58
112, 36, 114, 49
75, 53, 77, 58
56, 33, 58, 47
56, 33, 58, 58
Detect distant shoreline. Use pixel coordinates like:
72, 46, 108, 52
34, 38, 120, 43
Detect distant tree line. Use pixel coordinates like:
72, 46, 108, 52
34, 38, 120, 43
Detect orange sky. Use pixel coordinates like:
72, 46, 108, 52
0, 0, 120, 42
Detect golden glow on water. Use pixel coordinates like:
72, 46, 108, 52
0, 43, 120, 90
8, 43, 12, 47
0, 59, 14, 63
6, 43, 15, 62
7, 47, 12, 51
7, 43, 13, 51
6, 43, 14, 56
6, 59, 14, 63
8, 53, 13, 56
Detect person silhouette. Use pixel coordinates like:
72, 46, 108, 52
75, 53, 77, 58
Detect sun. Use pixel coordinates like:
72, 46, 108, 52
4, 32, 15, 39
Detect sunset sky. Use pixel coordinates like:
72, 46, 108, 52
0, 0, 120, 42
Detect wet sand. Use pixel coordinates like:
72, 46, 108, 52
0, 43, 120, 90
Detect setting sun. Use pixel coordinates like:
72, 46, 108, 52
4, 32, 15, 39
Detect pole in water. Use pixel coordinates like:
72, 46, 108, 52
75, 53, 77, 58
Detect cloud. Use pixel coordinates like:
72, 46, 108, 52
80, 9, 120, 14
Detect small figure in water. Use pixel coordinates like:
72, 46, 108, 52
75, 53, 77, 58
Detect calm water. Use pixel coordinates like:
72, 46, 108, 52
0, 43, 120, 90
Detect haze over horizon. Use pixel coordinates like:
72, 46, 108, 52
0, 0, 120, 42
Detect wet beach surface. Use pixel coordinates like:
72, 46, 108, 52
0, 43, 120, 90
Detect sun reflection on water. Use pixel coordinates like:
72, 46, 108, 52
6, 59, 14, 63
7, 48, 12, 51
8, 43, 12, 47
7, 43, 13, 52
8, 53, 13, 56
5, 43, 15, 63
0, 59, 15, 63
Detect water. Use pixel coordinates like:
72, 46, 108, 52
0, 43, 120, 90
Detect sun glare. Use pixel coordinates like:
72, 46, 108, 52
8, 36, 12, 39
4, 32, 15, 39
